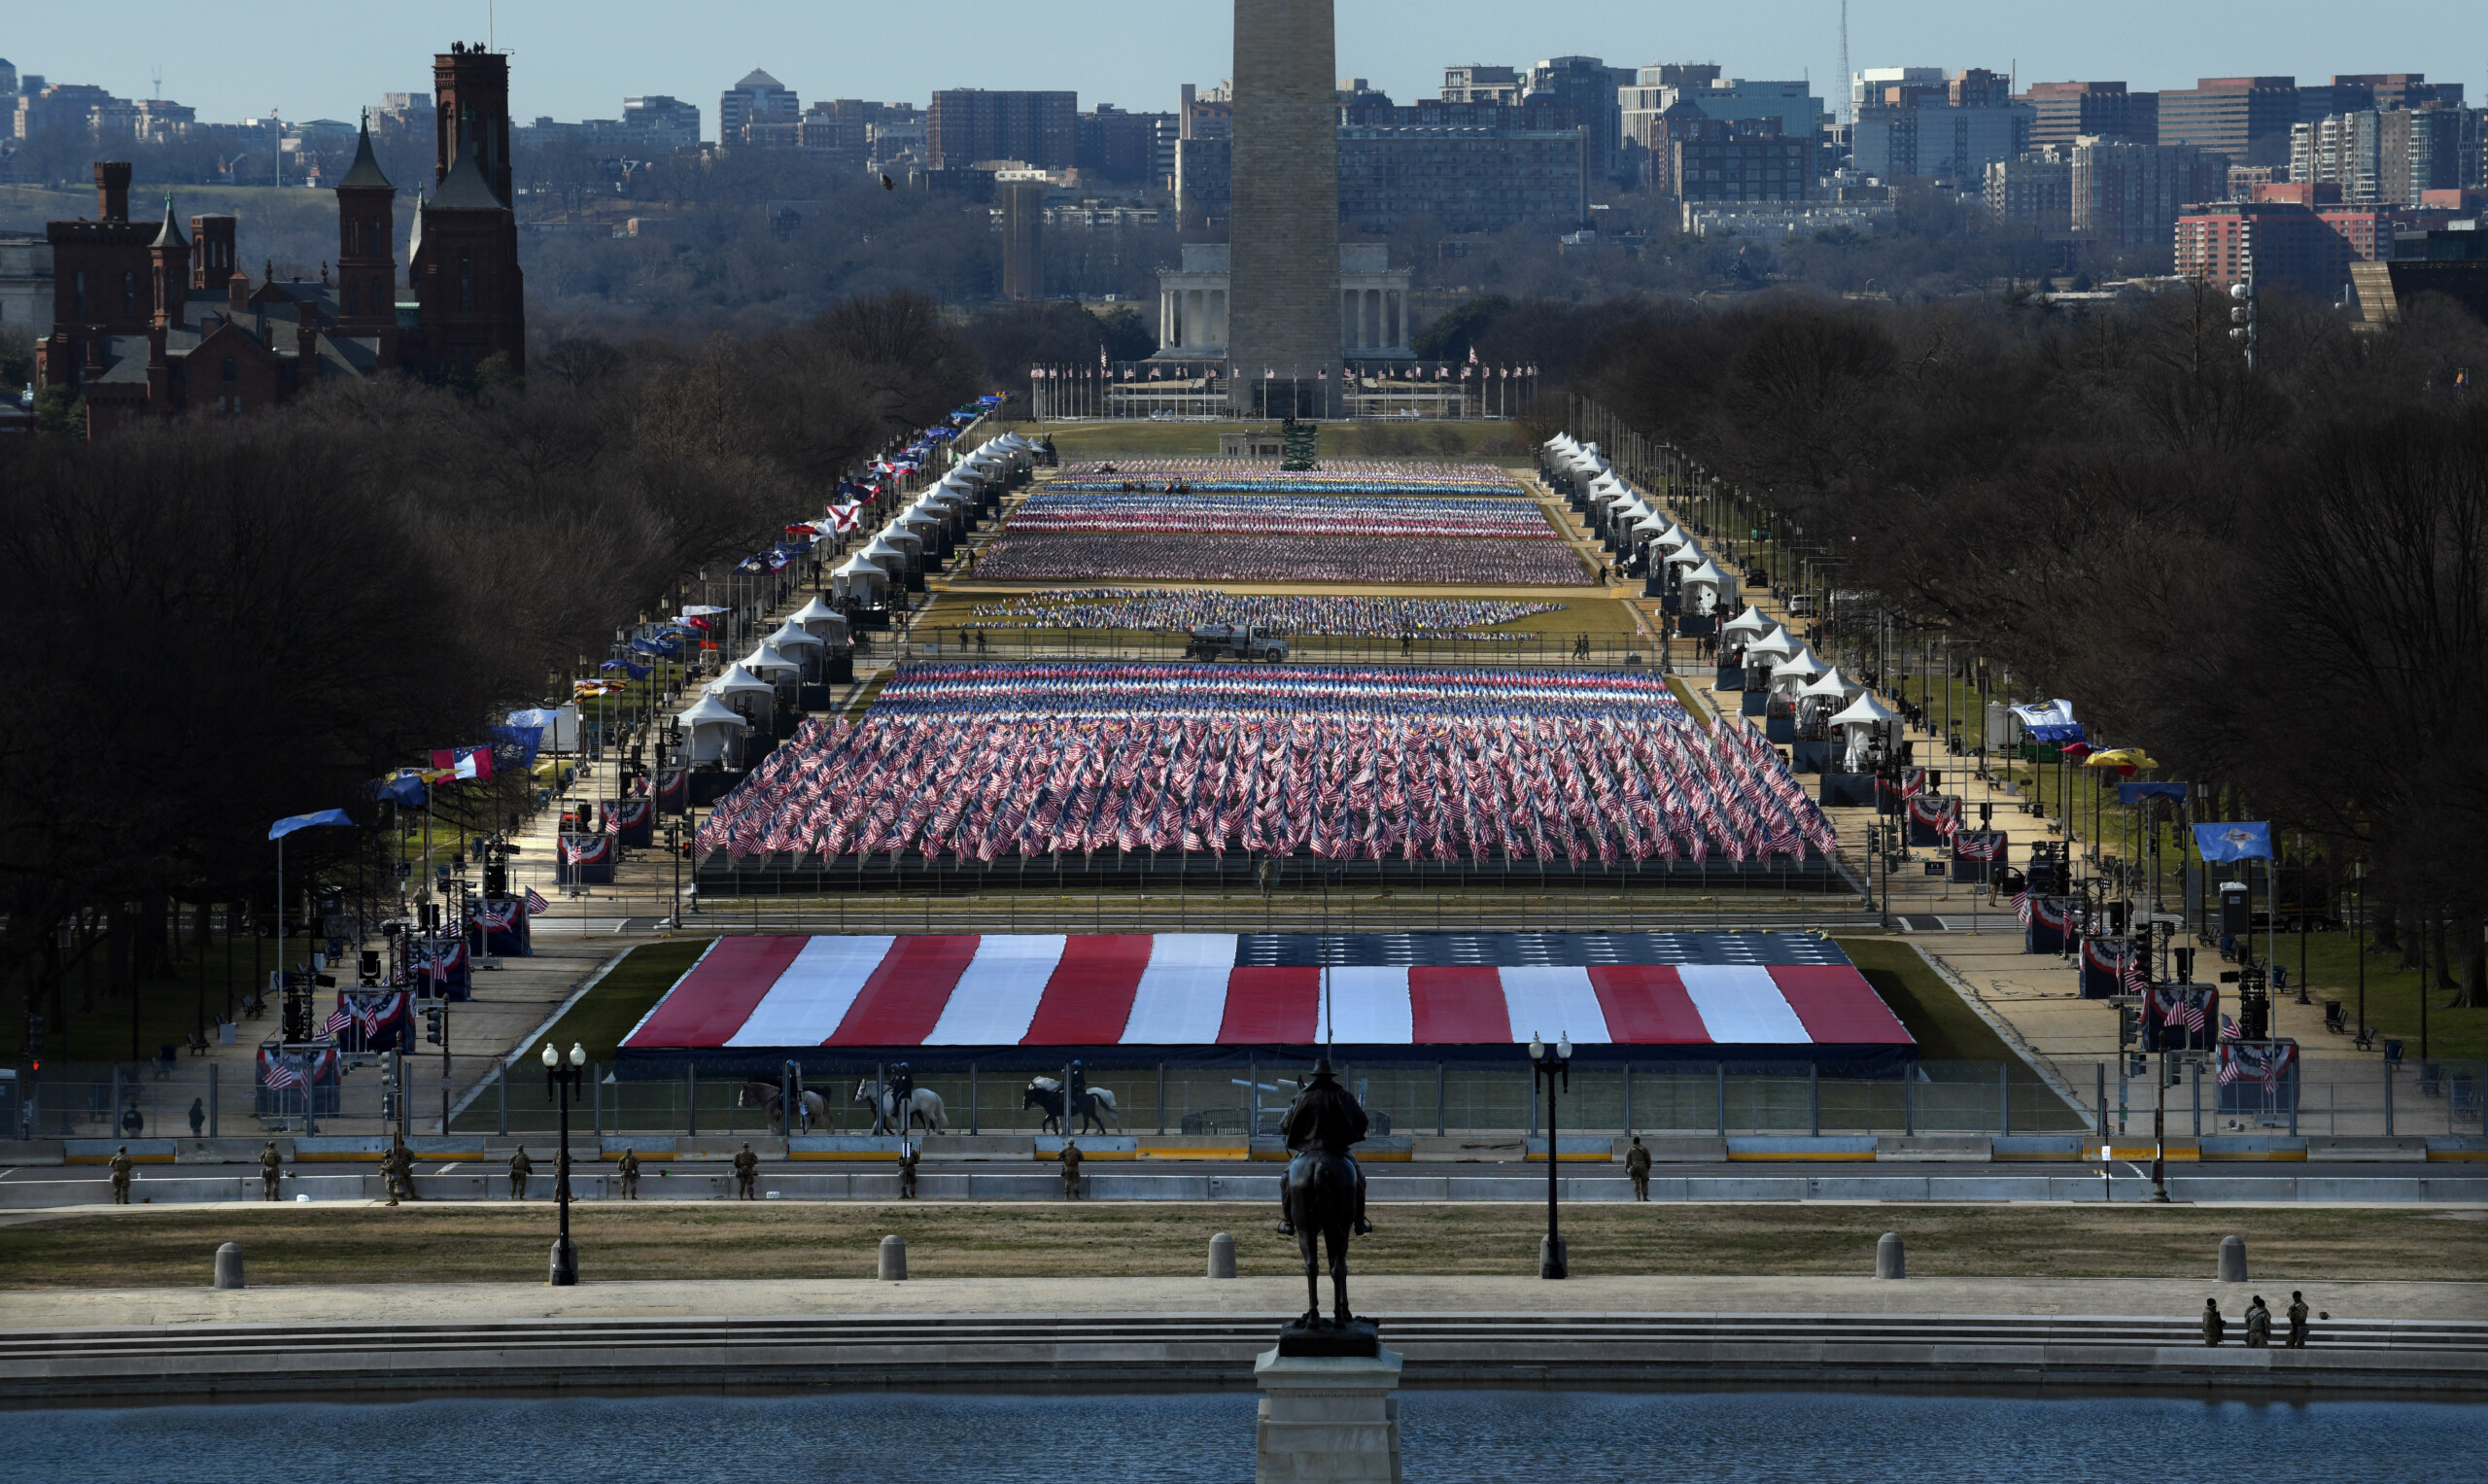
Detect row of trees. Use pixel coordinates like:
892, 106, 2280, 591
1565, 286, 2488, 1000
0, 292, 983, 1056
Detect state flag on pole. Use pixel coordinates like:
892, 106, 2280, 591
430, 746, 494, 782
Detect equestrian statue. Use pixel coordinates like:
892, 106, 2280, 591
1274, 1057, 1374, 1342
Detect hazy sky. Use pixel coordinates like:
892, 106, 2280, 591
7, 1, 2482, 124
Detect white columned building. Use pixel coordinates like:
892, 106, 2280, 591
1152, 241, 1411, 365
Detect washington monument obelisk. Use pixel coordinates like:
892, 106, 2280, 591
1227, 0, 1340, 417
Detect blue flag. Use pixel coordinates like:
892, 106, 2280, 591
2119, 781, 2189, 805
2193, 821, 2272, 862
270, 808, 356, 841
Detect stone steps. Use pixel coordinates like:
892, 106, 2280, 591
4, 1311, 2480, 1400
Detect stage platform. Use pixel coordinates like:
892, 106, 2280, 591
616, 930, 1914, 1075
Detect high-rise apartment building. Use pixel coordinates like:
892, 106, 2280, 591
1077, 104, 1167, 183
1851, 68, 2030, 182
1986, 148, 2074, 232
2072, 139, 2228, 248
927, 89, 1077, 170
1523, 55, 1632, 172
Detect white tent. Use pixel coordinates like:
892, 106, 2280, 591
1651, 525, 1694, 553
865, 531, 918, 570
708, 664, 778, 718
1665, 541, 1708, 570
1681, 559, 1726, 615
1771, 646, 1828, 694
765, 619, 825, 659
1720, 605, 1773, 643
1795, 668, 1851, 724
1829, 690, 1902, 772
1745, 625, 1798, 663
832, 554, 888, 604
790, 595, 849, 643
739, 643, 801, 683
675, 693, 752, 766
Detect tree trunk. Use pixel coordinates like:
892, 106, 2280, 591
2433, 909, 2461, 993
2397, 903, 2424, 971
2372, 901, 2400, 955
2460, 916, 2486, 1011
194, 899, 213, 952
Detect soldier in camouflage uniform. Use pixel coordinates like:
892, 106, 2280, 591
733, 1142, 760, 1199
260, 1141, 284, 1200
508, 1146, 534, 1199
618, 1148, 641, 1199
1625, 1135, 1653, 1201
897, 1142, 919, 1199
1058, 1139, 1084, 1200
109, 1146, 134, 1204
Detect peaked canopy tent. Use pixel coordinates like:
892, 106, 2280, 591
615, 929, 1915, 1077
676, 693, 752, 766
1829, 690, 1902, 772
832, 554, 890, 606
1681, 559, 1726, 616
707, 663, 778, 722
790, 596, 851, 644
766, 620, 826, 662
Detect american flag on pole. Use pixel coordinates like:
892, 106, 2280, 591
323, 1006, 353, 1038
525, 887, 550, 915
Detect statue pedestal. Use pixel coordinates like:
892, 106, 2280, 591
1253, 1344, 1402, 1483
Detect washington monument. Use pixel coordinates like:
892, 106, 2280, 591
1227, 0, 1341, 417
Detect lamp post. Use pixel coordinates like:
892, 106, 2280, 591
542, 1040, 587, 1286
1530, 1031, 1571, 1279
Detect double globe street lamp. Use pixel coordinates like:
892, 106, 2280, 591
542, 1041, 587, 1286
1530, 1032, 1572, 1280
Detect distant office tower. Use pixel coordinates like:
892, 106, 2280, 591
1227, 0, 1338, 416
719, 70, 798, 146
1851, 68, 2030, 181
2159, 77, 2298, 168
2018, 82, 2158, 150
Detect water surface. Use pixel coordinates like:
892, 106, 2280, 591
6, 1390, 2477, 1482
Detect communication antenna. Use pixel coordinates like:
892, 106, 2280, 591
1838, 0, 1850, 126
152, 66, 162, 101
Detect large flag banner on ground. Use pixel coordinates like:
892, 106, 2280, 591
617, 930, 1912, 1073
2194, 821, 2273, 862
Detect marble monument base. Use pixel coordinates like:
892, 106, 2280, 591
1254, 1343, 1403, 1483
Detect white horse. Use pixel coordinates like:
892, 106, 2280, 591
738, 1080, 829, 1134
856, 1079, 947, 1134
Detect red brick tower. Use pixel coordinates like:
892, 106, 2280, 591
333, 113, 399, 353
432, 42, 512, 206
407, 44, 525, 376
190, 215, 238, 293
146, 197, 189, 329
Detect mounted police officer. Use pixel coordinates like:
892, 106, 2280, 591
888, 1063, 915, 1134
1274, 1058, 1370, 1238
1067, 1060, 1089, 1130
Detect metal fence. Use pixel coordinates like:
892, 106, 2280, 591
453, 1058, 2090, 1140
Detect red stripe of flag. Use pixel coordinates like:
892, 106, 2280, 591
1768, 965, 1915, 1046
1023, 934, 1154, 1044
1586, 966, 1711, 1043
829, 935, 981, 1046
1217, 967, 1320, 1044
1407, 966, 1512, 1043
624, 937, 806, 1048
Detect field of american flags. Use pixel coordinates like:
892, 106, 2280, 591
694, 663, 1838, 876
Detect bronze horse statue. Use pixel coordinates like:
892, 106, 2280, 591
1275, 1058, 1373, 1331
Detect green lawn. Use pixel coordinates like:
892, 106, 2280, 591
2273, 933, 2488, 1062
